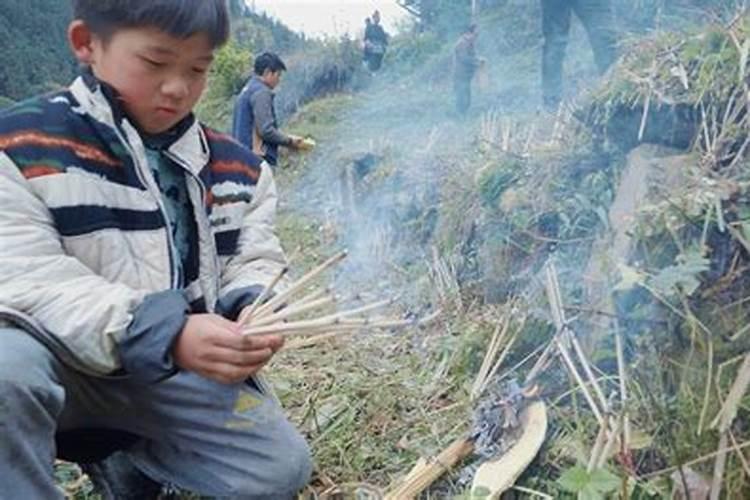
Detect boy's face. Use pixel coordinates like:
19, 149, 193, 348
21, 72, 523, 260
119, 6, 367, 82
72, 24, 214, 134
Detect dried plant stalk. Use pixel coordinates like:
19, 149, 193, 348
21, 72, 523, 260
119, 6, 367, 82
384, 438, 474, 500
237, 266, 288, 326
252, 250, 348, 319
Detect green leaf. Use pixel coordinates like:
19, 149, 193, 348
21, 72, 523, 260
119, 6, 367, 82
648, 249, 710, 297
614, 263, 644, 292
557, 466, 621, 499
588, 468, 621, 493
558, 465, 590, 493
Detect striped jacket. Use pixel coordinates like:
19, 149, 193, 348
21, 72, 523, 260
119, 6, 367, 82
0, 76, 287, 379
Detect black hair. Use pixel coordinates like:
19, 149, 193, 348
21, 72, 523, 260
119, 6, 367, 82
465, 23, 478, 35
71, 0, 230, 48
253, 52, 287, 76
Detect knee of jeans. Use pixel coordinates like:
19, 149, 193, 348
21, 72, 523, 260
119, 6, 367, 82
0, 378, 64, 427
0, 329, 62, 406
231, 426, 312, 498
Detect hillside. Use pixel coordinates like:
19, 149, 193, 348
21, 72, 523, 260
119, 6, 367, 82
0, 0, 76, 102
263, 1, 750, 498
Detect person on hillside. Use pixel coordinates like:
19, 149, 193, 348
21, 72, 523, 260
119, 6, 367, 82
232, 52, 305, 167
363, 10, 389, 72
0, 1, 311, 499
453, 23, 482, 116
541, 0, 617, 110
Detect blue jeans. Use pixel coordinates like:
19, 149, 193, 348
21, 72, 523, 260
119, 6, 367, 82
0, 327, 311, 499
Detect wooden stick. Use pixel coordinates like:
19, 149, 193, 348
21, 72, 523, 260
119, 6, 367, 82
615, 324, 631, 450
568, 331, 610, 413
253, 250, 348, 319
284, 331, 351, 350
588, 423, 609, 472
557, 337, 606, 427
472, 321, 506, 400
596, 418, 622, 469
710, 432, 729, 500
284, 287, 330, 310
479, 329, 520, 398
711, 352, 750, 431
248, 295, 337, 328
384, 438, 474, 500
237, 266, 288, 326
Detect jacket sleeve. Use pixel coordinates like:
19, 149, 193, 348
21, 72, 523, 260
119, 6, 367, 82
249, 88, 292, 147
0, 153, 151, 374
232, 89, 253, 150
219, 163, 289, 300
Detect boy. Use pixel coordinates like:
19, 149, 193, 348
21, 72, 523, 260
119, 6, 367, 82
232, 52, 305, 168
0, 1, 311, 499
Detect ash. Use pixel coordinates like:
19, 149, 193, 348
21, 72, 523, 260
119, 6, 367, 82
457, 378, 527, 486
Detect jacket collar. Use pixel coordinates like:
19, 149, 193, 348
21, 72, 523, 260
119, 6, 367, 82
69, 73, 210, 176
251, 75, 274, 94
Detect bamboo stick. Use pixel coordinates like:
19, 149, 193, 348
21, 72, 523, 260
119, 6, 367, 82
588, 423, 609, 472
710, 433, 729, 500
596, 418, 622, 469
384, 438, 474, 500
568, 331, 610, 413
545, 262, 610, 414
472, 321, 507, 401
253, 250, 348, 319
711, 352, 750, 431
615, 325, 631, 450
237, 266, 288, 326
284, 331, 352, 350
556, 337, 606, 427
479, 329, 520, 398
249, 295, 337, 328
284, 287, 330, 310
244, 300, 389, 336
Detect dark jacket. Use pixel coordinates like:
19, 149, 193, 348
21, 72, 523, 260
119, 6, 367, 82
232, 76, 291, 166
365, 23, 388, 47
454, 33, 480, 80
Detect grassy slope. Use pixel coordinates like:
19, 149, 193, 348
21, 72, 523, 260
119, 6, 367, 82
267, 6, 750, 500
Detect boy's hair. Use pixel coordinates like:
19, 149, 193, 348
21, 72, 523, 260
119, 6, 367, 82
71, 0, 230, 48
254, 52, 287, 75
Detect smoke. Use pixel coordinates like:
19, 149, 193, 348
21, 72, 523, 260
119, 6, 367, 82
276, 0, 726, 309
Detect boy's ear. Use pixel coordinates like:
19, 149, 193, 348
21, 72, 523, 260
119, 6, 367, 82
68, 20, 97, 64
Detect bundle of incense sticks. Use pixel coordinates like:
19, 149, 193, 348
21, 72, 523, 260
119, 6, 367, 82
238, 250, 439, 341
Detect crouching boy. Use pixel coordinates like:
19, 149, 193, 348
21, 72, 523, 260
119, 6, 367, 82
0, 1, 311, 498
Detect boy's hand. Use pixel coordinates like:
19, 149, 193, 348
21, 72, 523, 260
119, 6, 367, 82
172, 314, 284, 385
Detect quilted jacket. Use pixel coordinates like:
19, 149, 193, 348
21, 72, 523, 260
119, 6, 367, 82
0, 75, 287, 380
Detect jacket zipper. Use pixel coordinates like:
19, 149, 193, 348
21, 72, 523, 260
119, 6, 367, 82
165, 150, 222, 307
114, 128, 179, 289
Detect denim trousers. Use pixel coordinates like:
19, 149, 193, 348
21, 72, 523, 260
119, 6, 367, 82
0, 327, 312, 499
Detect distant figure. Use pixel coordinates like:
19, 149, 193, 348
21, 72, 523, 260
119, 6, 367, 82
364, 10, 389, 72
541, 0, 617, 110
232, 52, 305, 167
453, 23, 481, 116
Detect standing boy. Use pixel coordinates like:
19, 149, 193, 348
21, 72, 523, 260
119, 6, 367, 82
0, 1, 311, 499
232, 52, 305, 168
